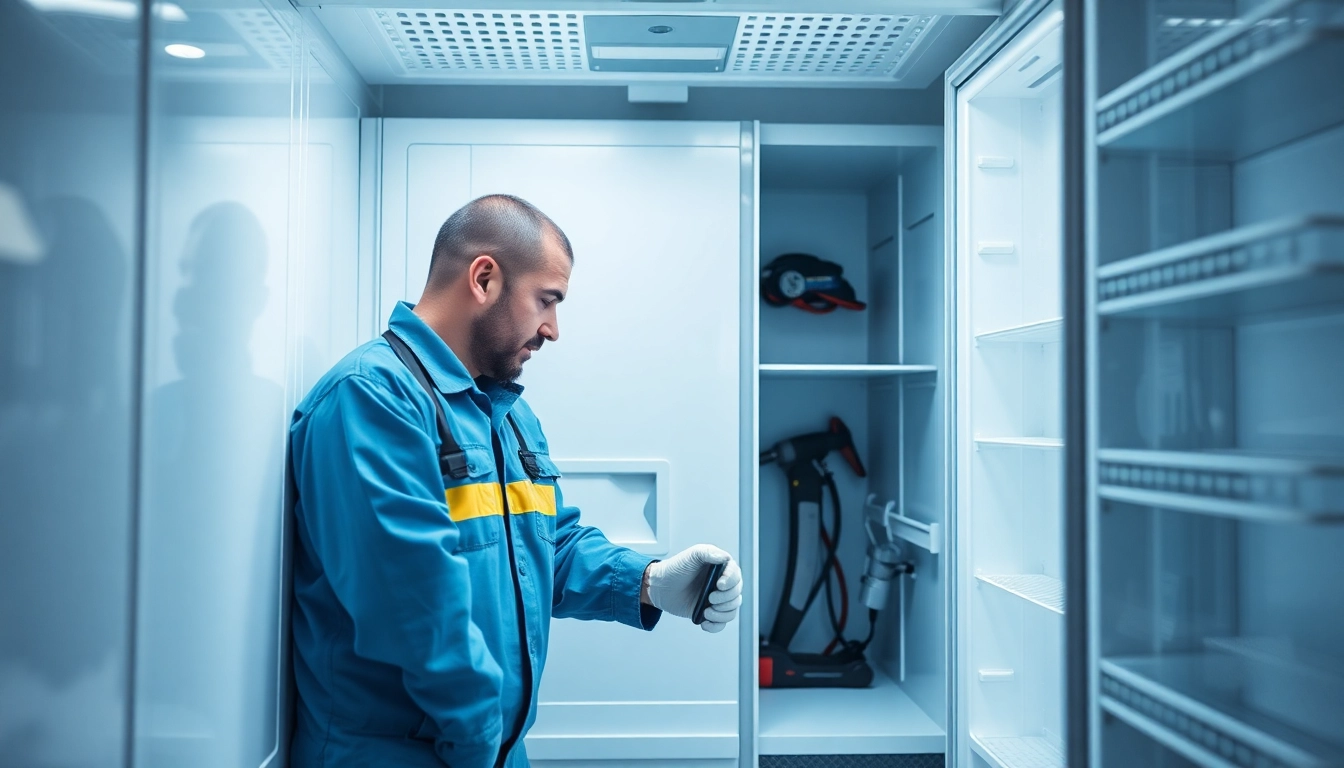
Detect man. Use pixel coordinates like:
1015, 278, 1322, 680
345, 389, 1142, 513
289, 194, 743, 768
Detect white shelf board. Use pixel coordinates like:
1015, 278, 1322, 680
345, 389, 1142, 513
758, 669, 945, 755
759, 363, 938, 378
971, 734, 1064, 768
976, 574, 1065, 614
975, 437, 1064, 450
975, 318, 1062, 345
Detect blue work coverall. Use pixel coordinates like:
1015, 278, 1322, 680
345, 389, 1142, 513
289, 302, 661, 768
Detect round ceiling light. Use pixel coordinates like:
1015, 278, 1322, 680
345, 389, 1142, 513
164, 43, 205, 59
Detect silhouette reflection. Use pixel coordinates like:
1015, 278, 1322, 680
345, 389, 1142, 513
138, 202, 283, 767
0, 195, 132, 764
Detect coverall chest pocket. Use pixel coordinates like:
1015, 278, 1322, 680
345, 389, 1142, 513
528, 454, 563, 544
445, 446, 503, 553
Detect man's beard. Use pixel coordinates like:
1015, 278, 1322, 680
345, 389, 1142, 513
470, 292, 542, 384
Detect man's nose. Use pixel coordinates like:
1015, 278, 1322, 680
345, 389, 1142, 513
540, 321, 559, 343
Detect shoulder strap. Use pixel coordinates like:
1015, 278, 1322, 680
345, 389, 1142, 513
382, 330, 470, 480
506, 413, 544, 481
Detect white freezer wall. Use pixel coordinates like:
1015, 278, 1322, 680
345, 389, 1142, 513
378, 119, 744, 764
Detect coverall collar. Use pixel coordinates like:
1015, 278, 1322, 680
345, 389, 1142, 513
388, 303, 527, 414
388, 301, 480, 395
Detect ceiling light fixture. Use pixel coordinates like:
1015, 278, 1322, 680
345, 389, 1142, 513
590, 46, 725, 61
164, 43, 205, 59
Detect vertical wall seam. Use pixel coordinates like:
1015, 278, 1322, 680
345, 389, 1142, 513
123, 0, 153, 762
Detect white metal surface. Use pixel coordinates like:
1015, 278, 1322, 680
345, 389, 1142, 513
550, 459, 671, 555
758, 669, 945, 755
976, 574, 1064, 614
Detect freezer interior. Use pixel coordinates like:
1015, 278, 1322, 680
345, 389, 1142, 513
953, 6, 1066, 768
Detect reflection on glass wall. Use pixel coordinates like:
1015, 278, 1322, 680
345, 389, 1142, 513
0, 0, 141, 764
0, 0, 360, 763
133, 2, 362, 766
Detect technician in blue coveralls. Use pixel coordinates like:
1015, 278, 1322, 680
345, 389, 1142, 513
288, 194, 743, 768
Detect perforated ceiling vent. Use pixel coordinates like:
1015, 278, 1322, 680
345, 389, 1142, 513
730, 14, 932, 75
222, 8, 297, 70
369, 8, 942, 82
376, 10, 587, 72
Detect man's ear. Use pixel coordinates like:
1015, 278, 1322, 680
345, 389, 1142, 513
468, 254, 498, 304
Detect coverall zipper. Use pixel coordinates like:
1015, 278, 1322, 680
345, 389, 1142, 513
492, 427, 533, 768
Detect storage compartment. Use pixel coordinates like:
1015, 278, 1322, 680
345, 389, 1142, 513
754, 125, 947, 757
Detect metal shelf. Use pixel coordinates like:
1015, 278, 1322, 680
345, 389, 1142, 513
975, 436, 1064, 450
1100, 655, 1344, 768
1097, 216, 1344, 318
971, 734, 1064, 768
976, 574, 1064, 614
975, 318, 1063, 345
1098, 448, 1344, 523
758, 669, 944, 755
758, 363, 938, 378
1096, 0, 1344, 160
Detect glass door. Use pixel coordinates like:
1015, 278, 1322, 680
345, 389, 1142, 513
1082, 0, 1344, 765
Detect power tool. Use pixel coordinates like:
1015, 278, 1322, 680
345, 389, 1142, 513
759, 417, 881, 689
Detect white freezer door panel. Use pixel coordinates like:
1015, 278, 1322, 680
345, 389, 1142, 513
383, 120, 743, 762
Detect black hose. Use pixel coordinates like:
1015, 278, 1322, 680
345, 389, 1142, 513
858, 608, 878, 651
799, 467, 840, 621
822, 473, 846, 648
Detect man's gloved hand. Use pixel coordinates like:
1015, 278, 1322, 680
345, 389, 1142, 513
643, 544, 743, 633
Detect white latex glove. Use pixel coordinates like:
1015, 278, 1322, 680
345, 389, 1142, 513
644, 544, 743, 633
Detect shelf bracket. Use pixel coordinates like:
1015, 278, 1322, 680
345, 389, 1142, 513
865, 494, 941, 555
